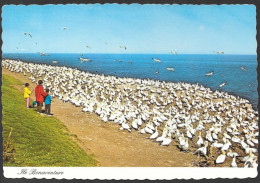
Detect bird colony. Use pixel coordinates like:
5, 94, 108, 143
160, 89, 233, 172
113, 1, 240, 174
2, 59, 258, 168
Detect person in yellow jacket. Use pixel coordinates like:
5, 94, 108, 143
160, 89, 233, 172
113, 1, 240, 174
24, 83, 33, 109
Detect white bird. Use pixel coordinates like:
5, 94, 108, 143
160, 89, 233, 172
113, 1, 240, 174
196, 132, 204, 146
212, 141, 223, 148
121, 122, 131, 132
194, 141, 208, 158
212, 129, 218, 140
240, 66, 246, 71
156, 129, 167, 142
244, 151, 254, 168
245, 145, 257, 154
240, 137, 248, 149
252, 156, 258, 168
79, 58, 92, 63
166, 67, 175, 72
231, 156, 238, 167
205, 71, 214, 76
150, 127, 158, 139
242, 150, 255, 162
144, 125, 154, 134
161, 133, 172, 146
219, 82, 226, 88
221, 139, 231, 151
227, 149, 239, 158
181, 138, 189, 151
131, 120, 138, 130
206, 131, 213, 142
216, 150, 226, 164
231, 136, 240, 143
246, 139, 255, 147
152, 58, 162, 62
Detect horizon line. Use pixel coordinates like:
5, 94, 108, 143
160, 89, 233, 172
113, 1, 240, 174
2, 52, 257, 55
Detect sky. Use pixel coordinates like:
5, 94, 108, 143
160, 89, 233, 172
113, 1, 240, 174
2, 4, 256, 54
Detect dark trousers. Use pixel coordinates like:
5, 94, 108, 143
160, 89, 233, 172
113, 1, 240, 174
37, 102, 43, 113
45, 104, 51, 115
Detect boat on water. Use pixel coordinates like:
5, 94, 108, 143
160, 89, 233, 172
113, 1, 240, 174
37, 52, 49, 56
170, 51, 178, 55
52, 60, 58, 64
216, 51, 224, 54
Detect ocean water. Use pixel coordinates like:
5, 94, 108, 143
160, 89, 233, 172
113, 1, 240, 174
2, 53, 258, 109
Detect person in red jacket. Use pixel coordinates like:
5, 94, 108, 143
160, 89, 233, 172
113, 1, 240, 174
35, 80, 48, 113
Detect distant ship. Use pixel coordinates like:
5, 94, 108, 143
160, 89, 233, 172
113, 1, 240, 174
215, 51, 224, 54
170, 51, 178, 55
52, 60, 58, 64
37, 52, 49, 56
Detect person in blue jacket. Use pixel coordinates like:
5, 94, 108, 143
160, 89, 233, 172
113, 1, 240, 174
44, 89, 53, 116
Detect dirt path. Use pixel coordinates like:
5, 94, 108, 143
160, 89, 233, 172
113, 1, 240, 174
3, 68, 199, 167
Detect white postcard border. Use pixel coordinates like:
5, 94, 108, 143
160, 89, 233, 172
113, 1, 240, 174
3, 167, 258, 179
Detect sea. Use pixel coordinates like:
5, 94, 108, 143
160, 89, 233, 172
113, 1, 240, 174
2, 53, 258, 109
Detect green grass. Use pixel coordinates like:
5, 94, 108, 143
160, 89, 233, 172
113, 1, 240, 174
2, 74, 97, 166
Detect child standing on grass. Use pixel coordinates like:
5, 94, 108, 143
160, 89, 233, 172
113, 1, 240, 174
45, 89, 53, 116
35, 80, 48, 113
24, 83, 32, 109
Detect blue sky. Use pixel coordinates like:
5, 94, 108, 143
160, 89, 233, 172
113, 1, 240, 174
2, 4, 256, 54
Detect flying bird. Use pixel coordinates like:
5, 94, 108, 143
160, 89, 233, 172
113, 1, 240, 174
219, 82, 226, 88
205, 71, 214, 76
120, 45, 127, 50
152, 58, 162, 63
62, 27, 68, 30
166, 67, 175, 72
79, 58, 92, 63
24, 32, 32, 38
240, 66, 247, 71
86, 46, 91, 49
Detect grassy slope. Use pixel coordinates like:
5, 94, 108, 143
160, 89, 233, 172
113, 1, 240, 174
2, 74, 97, 166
